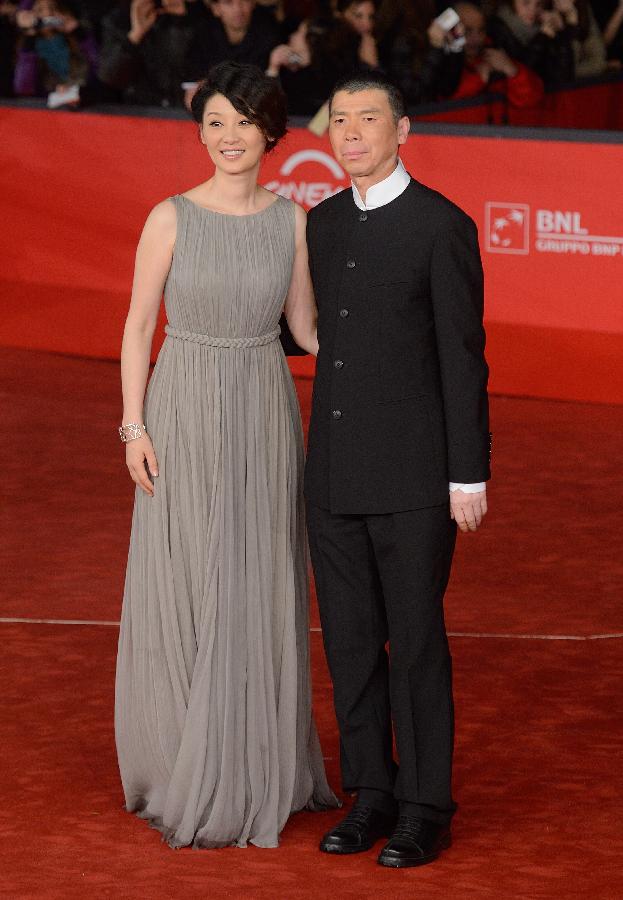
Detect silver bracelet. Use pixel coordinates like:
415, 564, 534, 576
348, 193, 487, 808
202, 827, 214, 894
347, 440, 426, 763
119, 422, 147, 443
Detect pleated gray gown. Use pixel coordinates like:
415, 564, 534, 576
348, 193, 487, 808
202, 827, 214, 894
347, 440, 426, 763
115, 193, 337, 849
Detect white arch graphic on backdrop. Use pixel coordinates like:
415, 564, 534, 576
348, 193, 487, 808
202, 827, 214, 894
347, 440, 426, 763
279, 150, 345, 179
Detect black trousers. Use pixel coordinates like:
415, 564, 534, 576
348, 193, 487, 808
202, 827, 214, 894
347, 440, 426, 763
307, 502, 458, 825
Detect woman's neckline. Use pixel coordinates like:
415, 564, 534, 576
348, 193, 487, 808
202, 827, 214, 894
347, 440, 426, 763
178, 193, 282, 218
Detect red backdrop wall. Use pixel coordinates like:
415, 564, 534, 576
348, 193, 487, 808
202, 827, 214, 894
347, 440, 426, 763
1, 107, 622, 402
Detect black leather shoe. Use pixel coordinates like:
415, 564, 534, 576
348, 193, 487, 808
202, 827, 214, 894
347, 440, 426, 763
377, 816, 451, 868
319, 804, 396, 854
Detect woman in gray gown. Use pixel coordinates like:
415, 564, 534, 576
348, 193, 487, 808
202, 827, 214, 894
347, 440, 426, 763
116, 62, 337, 849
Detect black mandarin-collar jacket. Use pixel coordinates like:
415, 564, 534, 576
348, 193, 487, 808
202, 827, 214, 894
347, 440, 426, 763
304, 177, 491, 515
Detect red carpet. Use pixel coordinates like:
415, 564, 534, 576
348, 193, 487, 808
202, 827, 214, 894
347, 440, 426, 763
1, 347, 622, 898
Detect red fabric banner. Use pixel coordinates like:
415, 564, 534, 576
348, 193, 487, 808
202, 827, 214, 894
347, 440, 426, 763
1, 107, 621, 402
416, 77, 623, 129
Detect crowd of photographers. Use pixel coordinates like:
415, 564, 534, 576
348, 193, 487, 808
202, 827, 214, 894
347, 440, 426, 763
1, 0, 622, 114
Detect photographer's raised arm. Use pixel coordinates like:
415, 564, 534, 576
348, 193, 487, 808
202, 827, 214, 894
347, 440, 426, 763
120, 200, 176, 494
98, 0, 155, 90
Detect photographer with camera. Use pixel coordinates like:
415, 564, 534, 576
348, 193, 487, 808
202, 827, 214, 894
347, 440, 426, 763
14, 0, 89, 103
427, 3, 544, 106
264, 14, 365, 115
488, 0, 579, 86
98, 0, 200, 107
377, 0, 468, 106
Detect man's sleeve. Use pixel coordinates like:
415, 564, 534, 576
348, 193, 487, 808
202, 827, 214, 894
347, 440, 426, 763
430, 214, 491, 483
305, 205, 318, 285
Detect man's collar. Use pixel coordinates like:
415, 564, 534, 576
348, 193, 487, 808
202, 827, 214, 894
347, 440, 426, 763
351, 158, 410, 211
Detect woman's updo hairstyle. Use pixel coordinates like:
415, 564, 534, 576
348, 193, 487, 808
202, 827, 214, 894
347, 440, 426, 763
191, 61, 288, 154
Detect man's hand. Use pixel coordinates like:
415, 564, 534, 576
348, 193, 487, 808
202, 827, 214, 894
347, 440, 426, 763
266, 44, 294, 77
552, 0, 578, 26
540, 9, 564, 37
61, 12, 79, 34
128, 0, 158, 45
427, 21, 448, 49
483, 48, 518, 78
475, 60, 492, 83
450, 489, 488, 533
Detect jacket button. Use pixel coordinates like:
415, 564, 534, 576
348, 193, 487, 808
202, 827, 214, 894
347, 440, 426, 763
346, 259, 356, 268
334, 359, 344, 369
332, 409, 342, 419
359, 212, 368, 222
339, 308, 349, 318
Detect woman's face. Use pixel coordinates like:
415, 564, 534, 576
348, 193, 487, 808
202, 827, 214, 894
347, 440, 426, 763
200, 93, 267, 174
342, 0, 375, 36
513, 0, 542, 26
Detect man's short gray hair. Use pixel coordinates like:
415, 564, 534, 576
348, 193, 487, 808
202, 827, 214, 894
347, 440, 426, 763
328, 72, 407, 123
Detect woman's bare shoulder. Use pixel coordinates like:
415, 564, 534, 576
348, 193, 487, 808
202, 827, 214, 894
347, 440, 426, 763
148, 197, 177, 224
140, 198, 178, 240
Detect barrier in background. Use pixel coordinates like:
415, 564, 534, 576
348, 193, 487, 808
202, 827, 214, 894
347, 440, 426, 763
413, 74, 623, 129
1, 106, 622, 403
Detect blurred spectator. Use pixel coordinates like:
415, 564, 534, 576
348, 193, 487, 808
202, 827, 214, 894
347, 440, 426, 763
2, 0, 618, 114
0, 1, 18, 95
265, 15, 362, 114
489, 0, 576, 86
336, 0, 379, 67
570, 0, 607, 76
99, 0, 200, 107
183, 0, 280, 102
597, 0, 623, 63
14, 0, 90, 101
453, 2, 543, 103
375, 0, 458, 105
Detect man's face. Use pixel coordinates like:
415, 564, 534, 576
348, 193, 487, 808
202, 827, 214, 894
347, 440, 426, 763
329, 88, 409, 181
212, 0, 254, 32
457, 5, 486, 59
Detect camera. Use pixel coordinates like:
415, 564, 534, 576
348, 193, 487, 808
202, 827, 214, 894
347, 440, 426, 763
18, 14, 65, 30
433, 7, 466, 53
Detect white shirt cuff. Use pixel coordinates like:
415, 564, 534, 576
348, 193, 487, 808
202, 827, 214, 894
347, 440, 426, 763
449, 482, 487, 493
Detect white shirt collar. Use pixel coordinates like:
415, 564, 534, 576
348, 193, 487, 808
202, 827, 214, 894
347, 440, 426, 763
351, 158, 411, 211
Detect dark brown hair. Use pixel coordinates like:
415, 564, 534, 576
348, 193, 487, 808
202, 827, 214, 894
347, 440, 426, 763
190, 62, 288, 153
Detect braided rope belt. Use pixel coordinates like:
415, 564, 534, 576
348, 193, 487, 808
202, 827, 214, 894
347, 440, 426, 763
164, 324, 280, 349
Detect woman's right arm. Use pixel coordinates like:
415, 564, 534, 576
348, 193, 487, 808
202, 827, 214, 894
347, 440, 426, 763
121, 199, 176, 495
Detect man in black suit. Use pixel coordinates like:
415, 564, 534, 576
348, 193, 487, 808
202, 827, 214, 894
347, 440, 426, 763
305, 71, 491, 868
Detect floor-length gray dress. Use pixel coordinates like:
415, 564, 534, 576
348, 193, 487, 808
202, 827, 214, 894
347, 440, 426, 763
115, 193, 337, 849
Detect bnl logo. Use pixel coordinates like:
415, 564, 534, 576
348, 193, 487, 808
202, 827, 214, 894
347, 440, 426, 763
485, 203, 530, 254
